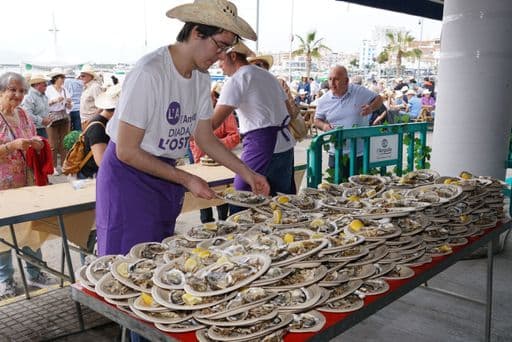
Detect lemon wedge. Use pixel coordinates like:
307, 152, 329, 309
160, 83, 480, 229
232, 214, 240, 223
182, 293, 202, 305
283, 233, 294, 244
310, 218, 325, 228
216, 255, 230, 264
269, 202, 278, 210
443, 179, 453, 185
226, 234, 234, 240
197, 250, 211, 259
223, 187, 235, 194
311, 232, 324, 239
438, 244, 452, 253
348, 195, 360, 202
460, 215, 470, 224
203, 222, 218, 231
116, 262, 129, 278
140, 293, 154, 306
273, 209, 282, 224
184, 257, 198, 273
277, 195, 290, 204
459, 171, 472, 180
349, 219, 364, 232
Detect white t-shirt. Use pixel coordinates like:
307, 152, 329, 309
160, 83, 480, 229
46, 85, 71, 112
107, 46, 212, 159
218, 65, 295, 153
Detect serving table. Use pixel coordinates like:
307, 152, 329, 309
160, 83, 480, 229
71, 220, 511, 342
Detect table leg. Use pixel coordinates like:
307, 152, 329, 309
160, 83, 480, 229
57, 215, 85, 331
484, 238, 495, 342
60, 245, 65, 288
8, 224, 30, 299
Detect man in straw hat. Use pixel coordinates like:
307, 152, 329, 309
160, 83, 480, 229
78, 64, 102, 129
21, 74, 51, 138
212, 41, 296, 214
96, 0, 267, 260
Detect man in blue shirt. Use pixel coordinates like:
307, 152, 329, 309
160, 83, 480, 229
64, 69, 83, 131
402, 89, 422, 119
314, 65, 382, 178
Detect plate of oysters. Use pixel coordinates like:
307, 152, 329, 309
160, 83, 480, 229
184, 221, 240, 241
155, 318, 205, 333
216, 188, 270, 207
184, 254, 271, 297
290, 310, 326, 333
273, 194, 320, 212
206, 314, 293, 342
195, 303, 278, 327
271, 239, 328, 266
111, 258, 158, 293
95, 273, 139, 299
263, 265, 328, 290
269, 285, 323, 312
319, 293, 364, 313
152, 287, 237, 311
129, 301, 193, 324
129, 242, 168, 263
406, 184, 462, 205
226, 208, 271, 227
75, 265, 95, 292
86, 255, 124, 285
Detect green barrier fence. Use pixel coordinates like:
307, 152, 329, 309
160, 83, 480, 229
307, 122, 429, 187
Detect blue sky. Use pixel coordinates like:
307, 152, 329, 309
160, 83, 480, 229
0, 0, 442, 64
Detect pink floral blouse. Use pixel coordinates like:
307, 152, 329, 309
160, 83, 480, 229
0, 107, 37, 190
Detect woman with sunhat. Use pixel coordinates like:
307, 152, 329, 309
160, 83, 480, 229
96, 0, 268, 255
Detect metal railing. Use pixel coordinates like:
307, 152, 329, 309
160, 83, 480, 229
307, 122, 429, 187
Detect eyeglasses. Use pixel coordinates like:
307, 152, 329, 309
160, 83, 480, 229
209, 36, 235, 54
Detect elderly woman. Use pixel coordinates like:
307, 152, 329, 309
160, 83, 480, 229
0, 72, 57, 298
46, 68, 73, 175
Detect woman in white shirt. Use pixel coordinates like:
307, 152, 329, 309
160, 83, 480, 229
45, 68, 72, 175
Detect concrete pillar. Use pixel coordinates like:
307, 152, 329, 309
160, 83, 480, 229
431, 0, 512, 179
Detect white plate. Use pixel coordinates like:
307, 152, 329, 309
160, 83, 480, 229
355, 279, 390, 296
129, 302, 193, 324
75, 265, 95, 292
95, 273, 139, 300
406, 184, 463, 204
155, 318, 205, 333
110, 258, 157, 293
380, 265, 415, 280
195, 306, 278, 327
269, 285, 323, 311
161, 235, 197, 249
216, 189, 270, 208
325, 280, 363, 303
183, 221, 240, 242
152, 287, 237, 311
318, 245, 369, 262
203, 289, 278, 320
273, 194, 320, 212
349, 245, 389, 266
272, 239, 328, 267
206, 313, 293, 342
289, 310, 326, 333
252, 267, 294, 286
184, 254, 271, 297
128, 242, 168, 262
85, 255, 121, 285
319, 293, 364, 313
263, 266, 328, 290
131, 295, 169, 312
342, 264, 377, 281
152, 264, 185, 290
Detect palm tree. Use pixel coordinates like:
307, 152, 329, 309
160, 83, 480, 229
292, 31, 331, 78
378, 31, 422, 77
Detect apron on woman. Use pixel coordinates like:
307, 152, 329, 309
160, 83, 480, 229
95, 142, 185, 255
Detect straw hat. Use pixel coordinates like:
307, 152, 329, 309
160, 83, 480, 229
47, 67, 65, 78
80, 64, 98, 79
166, 0, 257, 41
95, 84, 121, 109
422, 89, 431, 95
29, 74, 50, 85
247, 54, 273, 69
400, 86, 409, 92
211, 82, 223, 94
227, 41, 255, 57
298, 89, 308, 96
406, 89, 416, 95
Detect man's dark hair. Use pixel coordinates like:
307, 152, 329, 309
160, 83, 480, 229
111, 75, 119, 85
176, 22, 224, 42
50, 75, 63, 84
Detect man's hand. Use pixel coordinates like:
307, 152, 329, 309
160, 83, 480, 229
42, 116, 52, 126
245, 172, 270, 196
184, 174, 216, 199
360, 104, 372, 116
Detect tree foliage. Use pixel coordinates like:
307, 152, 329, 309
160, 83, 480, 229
379, 31, 422, 77
292, 31, 331, 78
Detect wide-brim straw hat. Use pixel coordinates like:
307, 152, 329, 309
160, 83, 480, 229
247, 54, 273, 69
166, 0, 257, 41
227, 41, 255, 57
80, 64, 98, 79
422, 89, 431, 95
47, 67, 65, 78
95, 84, 121, 109
29, 74, 50, 85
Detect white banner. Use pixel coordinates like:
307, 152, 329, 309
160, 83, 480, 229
370, 135, 399, 163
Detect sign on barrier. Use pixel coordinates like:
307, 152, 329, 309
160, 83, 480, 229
370, 134, 399, 163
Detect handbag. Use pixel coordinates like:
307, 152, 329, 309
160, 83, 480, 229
48, 88, 70, 126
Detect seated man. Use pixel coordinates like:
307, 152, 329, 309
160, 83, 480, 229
294, 89, 310, 106
401, 89, 422, 120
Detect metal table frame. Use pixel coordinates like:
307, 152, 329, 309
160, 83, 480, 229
72, 221, 511, 342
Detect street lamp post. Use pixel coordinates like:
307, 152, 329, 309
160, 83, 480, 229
288, 0, 294, 82
416, 18, 424, 79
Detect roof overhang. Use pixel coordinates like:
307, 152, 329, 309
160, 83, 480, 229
336, 0, 443, 20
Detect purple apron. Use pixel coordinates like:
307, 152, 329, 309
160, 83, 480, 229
234, 117, 290, 191
96, 142, 185, 256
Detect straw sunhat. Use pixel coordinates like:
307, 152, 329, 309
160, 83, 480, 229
80, 64, 98, 79
227, 41, 255, 57
422, 89, 431, 95
47, 67, 65, 78
167, 0, 257, 41
247, 54, 273, 69
95, 84, 121, 109
29, 74, 50, 85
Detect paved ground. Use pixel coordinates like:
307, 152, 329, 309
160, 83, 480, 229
2, 132, 512, 341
